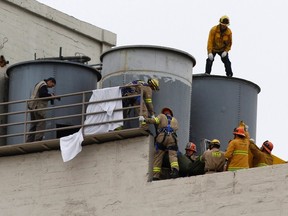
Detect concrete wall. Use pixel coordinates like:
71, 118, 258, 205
0, 0, 116, 65
0, 1, 287, 216
0, 135, 287, 216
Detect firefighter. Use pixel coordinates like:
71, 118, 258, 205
140, 107, 179, 180
201, 139, 226, 173
248, 138, 255, 168
260, 140, 274, 165
237, 121, 252, 167
122, 78, 159, 129
250, 140, 273, 167
185, 142, 198, 162
178, 141, 205, 177
224, 127, 249, 171
205, 15, 233, 77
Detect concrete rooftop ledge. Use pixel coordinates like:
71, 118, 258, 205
0, 128, 150, 157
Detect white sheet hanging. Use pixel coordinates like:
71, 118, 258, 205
84, 87, 123, 135
60, 130, 84, 162
60, 86, 123, 162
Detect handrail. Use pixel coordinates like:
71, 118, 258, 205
0, 85, 145, 145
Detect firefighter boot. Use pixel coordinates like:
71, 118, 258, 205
152, 177, 160, 181
170, 168, 179, 179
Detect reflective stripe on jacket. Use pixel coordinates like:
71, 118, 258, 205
146, 113, 178, 146
131, 80, 155, 115
201, 148, 226, 172
224, 137, 249, 171
249, 142, 273, 167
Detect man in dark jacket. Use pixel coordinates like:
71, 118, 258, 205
26, 77, 57, 142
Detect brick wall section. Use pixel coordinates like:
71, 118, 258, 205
0, 0, 116, 65
0, 135, 287, 216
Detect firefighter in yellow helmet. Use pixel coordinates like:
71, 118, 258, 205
205, 15, 233, 77
123, 78, 159, 129
132, 78, 159, 117
140, 107, 179, 180
224, 127, 250, 171
201, 139, 226, 173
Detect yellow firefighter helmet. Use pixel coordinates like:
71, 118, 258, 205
148, 78, 159, 91
219, 15, 230, 26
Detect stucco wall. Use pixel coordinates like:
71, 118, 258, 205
0, 0, 116, 143
0, 0, 116, 65
0, 135, 287, 216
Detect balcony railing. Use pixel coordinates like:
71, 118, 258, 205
0, 85, 150, 156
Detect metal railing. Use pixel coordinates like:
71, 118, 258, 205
0, 85, 145, 145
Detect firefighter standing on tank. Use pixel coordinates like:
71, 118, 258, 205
205, 15, 233, 77
139, 107, 179, 180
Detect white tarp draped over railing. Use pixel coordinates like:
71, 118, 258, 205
60, 86, 123, 162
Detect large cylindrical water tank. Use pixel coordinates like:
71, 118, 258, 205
190, 74, 261, 153
7, 60, 101, 145
100, 45, 196, 151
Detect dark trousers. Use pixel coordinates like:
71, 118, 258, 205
205, 51, 233, 77
26, 111, 45, 142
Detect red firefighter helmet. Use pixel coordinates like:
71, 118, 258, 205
262, 140, 273, 154
161, 107, 173, 117
185, 142, 197, 153
233, 127, 246, 137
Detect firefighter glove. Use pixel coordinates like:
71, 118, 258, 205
139, 116, 145, 122
245, 124, 249, 131
208, 53, 214, 61
221, 51, 227, 58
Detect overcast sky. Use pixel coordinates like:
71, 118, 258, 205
37, 0, 288, 160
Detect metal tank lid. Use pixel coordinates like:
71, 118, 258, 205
193, 73, 261, 93
6, 60, 102, 81
100, 45, 197, 67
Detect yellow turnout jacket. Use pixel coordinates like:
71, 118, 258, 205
207, 24, 232, 53
224, 137, 249, 171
